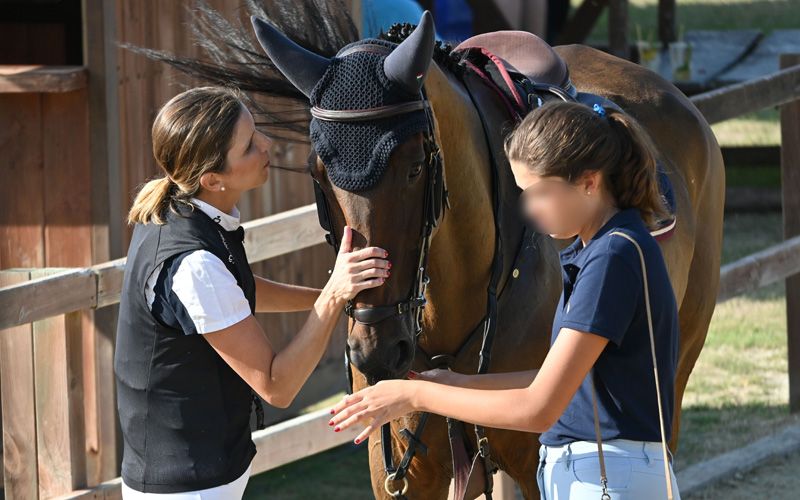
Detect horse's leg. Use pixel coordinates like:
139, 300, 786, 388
366, 412, 454, 499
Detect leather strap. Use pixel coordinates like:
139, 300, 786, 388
591, 231, 674, 500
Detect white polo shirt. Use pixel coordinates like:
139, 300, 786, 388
144, 198, 251, 334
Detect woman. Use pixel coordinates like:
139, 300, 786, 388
114, 86, 391, 499
329, 100, 682, 499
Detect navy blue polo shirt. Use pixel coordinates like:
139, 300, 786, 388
538, 207, 680, 446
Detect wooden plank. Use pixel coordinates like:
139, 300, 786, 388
0, 65, 87, 93
690, 63, 800, 124
242, 204, 327, 265
0, 270, 39, 500
0, 205, 324, 330
31, 269, 86, 498
0, 92, 45, 269
716, 234, 800, 302
719, 30, 800, 85
676, 422, 800, 495
781, 54, 800, 413
250, 407, 359, 475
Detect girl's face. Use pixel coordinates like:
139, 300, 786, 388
220, 106, 273, 192
510, 159, 598, 240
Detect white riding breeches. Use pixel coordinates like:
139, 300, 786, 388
121, 461, 252, 500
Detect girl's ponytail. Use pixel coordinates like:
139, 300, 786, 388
604, 109, 670, 229
504, 100, 670, 230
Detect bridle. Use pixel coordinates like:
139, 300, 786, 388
309, 55, 448, 344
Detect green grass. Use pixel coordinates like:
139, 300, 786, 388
676, 212, 792, 470
725, 165, 781, 188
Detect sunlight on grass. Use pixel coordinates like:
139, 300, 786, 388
677, 212, 792, 470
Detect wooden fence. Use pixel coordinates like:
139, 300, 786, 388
1, 57, 799, 499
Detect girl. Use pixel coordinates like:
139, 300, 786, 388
114, 86, 391, 499
329, 100, 682, 499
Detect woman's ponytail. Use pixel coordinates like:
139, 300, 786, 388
605, 109, 670, 229
127, 176, 178, 225
126, 86, 245, 226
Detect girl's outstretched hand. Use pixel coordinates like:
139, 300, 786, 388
328, 380, 416, 444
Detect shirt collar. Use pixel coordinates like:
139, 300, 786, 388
559, 207, 643, 264
189, 197, 241, 231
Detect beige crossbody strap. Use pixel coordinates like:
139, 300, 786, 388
589, 231, 673, 500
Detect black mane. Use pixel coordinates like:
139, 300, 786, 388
123, 0, 463, 151
378, 23, 464, 77
122, 0, 359, 144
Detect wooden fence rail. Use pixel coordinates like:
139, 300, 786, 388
0, 205, 325, 330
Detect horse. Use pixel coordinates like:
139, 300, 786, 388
144, 3, 724, 498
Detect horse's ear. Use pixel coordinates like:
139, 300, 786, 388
383, 10, 436, 95
250, 15, 330, 98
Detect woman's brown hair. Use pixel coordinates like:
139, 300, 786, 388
504, 100, 669, 229
127, 86, 245, 225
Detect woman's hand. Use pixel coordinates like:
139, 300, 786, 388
322, 226, 391, 308
328, 380, 416, 444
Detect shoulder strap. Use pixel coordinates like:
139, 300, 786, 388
590, 231, 674, 500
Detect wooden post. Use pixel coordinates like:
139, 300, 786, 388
608, 0, 629, 60
658, 0, 676, 47
81, 0, 121, 486
781, 54, 800, 413
30, 269, 87, 498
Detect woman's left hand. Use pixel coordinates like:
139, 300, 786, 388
328, 380, 416, 444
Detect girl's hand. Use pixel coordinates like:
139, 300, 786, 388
328, 380, 416, 444
323, 226, 391, 308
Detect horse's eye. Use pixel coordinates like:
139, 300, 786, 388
409, 161, 423, 178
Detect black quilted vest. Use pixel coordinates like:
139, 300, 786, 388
114, 202, 257, 493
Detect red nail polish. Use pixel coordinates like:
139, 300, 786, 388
407, 371, 417, 379
354, 438, 361, 444
329, 421, 334, 426
388, 262, 392, 268
330, 408, 335, 415
334, 426, 340, 432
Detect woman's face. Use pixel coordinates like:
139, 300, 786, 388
510, 159, 596, 240
220, 105, 272, 192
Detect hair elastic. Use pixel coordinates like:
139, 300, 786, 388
592, 103, 607, 118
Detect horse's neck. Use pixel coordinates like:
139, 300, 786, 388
419, 64, 497, 359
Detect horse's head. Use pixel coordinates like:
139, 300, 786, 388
252, 12, 446, 384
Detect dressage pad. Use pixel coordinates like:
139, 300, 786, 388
309, 39, 429, 192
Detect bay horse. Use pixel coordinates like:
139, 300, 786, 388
146, 3, 723, 498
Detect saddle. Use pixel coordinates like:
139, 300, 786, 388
454, 31, 677, 245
